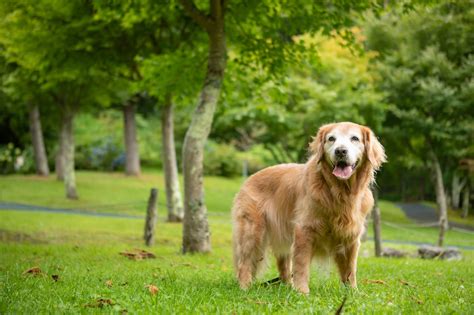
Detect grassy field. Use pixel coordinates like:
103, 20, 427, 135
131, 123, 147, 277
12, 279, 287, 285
0, 170, 242, 215
1, 171, 473, 313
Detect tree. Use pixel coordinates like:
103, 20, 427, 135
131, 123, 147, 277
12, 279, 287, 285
179, 0, 382, 253
179, 0, 227, 253
213, 31, 386, 164
0, 62, 51, 176
95, 1, 205, 220
0, 0, 121, 199
123, 96, 141, 176
365, 0, 474, 246
161, 95, 183, 221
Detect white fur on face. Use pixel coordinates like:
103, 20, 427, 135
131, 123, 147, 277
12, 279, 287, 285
323, 125, 364, 179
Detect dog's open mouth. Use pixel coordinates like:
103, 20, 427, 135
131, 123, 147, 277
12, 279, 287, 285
332, 161, 356, 180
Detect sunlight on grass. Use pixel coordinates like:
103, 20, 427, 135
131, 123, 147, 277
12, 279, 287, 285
0, 170, 242, 215
0, 210, 473, 313
1, 172, 473, 313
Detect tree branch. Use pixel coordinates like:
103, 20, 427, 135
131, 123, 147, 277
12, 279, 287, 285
180, 0, 212, 31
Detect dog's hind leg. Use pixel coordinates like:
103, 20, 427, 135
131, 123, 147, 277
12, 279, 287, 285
233, 203, 267, 290
276, 255, 292, 284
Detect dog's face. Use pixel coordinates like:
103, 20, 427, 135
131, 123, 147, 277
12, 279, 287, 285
310, 122, 386, 180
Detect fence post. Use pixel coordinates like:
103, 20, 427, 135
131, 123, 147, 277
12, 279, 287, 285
144, 188, 158, 246
242, 160, 248, 178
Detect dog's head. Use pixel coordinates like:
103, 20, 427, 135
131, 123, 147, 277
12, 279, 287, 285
310, 122, 386, 180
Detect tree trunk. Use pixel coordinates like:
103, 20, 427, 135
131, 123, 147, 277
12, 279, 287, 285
60, 107, 78, 199
161, 94, 184, 222
451, 172, 465, 209
56, 126, 66, 181
181, 0, 226, 253
29, 104, 50, 176
123, 102, 141, 176
372, 187, 382, 257
461, 185, 470, 218
429, 149, 448, 247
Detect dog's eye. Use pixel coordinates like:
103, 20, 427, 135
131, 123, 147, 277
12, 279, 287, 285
328, 136, 336, 142
351, 136, 360, 142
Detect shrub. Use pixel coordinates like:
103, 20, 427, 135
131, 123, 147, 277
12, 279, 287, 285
0, 143, 35, 174
204, 142, 241, 177
204, 142, 275, 177
75, 137, 124, 171
237, 145, 274, 175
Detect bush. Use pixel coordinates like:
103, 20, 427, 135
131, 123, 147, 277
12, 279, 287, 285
237, 145, 274, 175
204, 142, 275, 177
75, 137, 124, 171
204, 142, 241, 177
0, 143, 35, 174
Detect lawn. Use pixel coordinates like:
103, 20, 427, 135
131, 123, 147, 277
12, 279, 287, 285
0, 169, 243, 215
0, 171, 473, 313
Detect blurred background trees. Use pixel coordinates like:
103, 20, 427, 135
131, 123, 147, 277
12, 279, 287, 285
0, 0, 472, 250
364, 0, 474, 245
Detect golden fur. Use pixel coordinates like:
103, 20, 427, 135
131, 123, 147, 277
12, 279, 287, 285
232, 122, 386, 293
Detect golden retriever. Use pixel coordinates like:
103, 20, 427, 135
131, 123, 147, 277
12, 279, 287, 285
232, 122, 386, 293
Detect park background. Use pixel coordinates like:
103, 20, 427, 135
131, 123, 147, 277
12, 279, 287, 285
0, 0, 473, 313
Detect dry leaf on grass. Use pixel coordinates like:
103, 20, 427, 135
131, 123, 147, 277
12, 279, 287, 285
51, 274, 60, 282
362, 279, 386, 285
84, 298, 114, 308
400, 280, 415, 287
119, 249, 156, 260
411, 296, 424, 304
105, 280, 113, 287
22, 266, 43, 276
146, 284, 159, 295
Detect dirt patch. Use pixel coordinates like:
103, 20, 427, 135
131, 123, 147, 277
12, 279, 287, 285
0, 229, 47, 244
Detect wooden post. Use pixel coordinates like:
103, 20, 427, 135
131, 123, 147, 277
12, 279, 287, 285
144, 188, 158, 246
242, 160, 248, 178
372, 186, 382, 257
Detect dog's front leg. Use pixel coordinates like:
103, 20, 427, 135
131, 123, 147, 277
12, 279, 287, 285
334, 239, 360, 288
292, 225, 314, 294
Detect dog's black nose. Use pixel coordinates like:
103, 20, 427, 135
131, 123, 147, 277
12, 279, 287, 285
335, 147, 348, 158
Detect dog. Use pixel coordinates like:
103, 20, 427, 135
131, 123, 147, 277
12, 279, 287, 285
232, 122, 386, 293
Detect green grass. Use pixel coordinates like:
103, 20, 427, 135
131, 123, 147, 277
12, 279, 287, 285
1, 171, 473, 313
0, 210, 473, 314
0, 170, 243, 215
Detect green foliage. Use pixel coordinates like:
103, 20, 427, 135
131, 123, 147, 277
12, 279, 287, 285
204, 142, 274, 177
365, 1, 474, 163
0, 0, 135, 123
363, 0, 474, 199
204, 141, 241, 177
73, 111, 165, 170
215, 32, 386, 163
227, 0, 382, 74
0, 143, 22, 174
75, 138, 124, 172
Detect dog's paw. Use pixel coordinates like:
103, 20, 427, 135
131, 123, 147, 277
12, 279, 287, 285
294, 284, 310, 295
239, 281, 251, 290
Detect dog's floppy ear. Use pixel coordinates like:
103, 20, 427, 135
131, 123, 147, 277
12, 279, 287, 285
363, 127, 386, 170
310, 124, 332, 162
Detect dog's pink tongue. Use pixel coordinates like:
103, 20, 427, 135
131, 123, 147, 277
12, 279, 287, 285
333, 165, 353, 179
